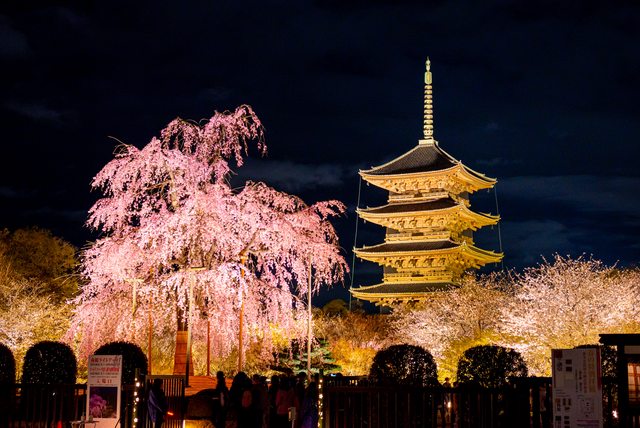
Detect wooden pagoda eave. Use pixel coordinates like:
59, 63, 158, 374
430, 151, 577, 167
454, 167, 496, 192
359, 163, 495, 194
357, 203, 499, 229
354, 242, 503, 267
350, 289, 429, 301
350, 286, 457, 305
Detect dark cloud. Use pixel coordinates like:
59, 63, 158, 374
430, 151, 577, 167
238, 159, 357, 193
0, 186, 21, 199
499, 219, 579, 267
0, 16, 30, 58
3, 101, 67, 124
499, 176, 640, 217
0, 0, 638, 277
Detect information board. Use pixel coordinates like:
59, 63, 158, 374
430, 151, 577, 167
552, 348, 603, 428
87, 354, 123, 428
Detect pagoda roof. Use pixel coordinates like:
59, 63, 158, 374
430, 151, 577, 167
360, 141, 494, 184
356, 240, 458, 253
362, 143, 455, 175
350, 281, 455, 303
355, 239, 503, 267
357, 197, 499, 230
359, 197, 458, 214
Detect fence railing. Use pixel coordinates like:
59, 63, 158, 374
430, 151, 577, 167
141, 375, 186, 428
321, 376, 630, 428
0, 376, 186, 428
1, 383, 87, 428
2, 375, 636, 428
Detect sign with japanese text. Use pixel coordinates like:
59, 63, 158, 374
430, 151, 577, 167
87, 354, 122, 428
552, 348, 603, 428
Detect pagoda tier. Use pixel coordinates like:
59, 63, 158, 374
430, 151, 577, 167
354, 240, 502, 277
359, 140, 496, 195
358, 196, 499, 240
350, 282, 453, 305
350, 59, 503, 305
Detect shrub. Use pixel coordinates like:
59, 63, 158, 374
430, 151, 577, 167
456, 345, 527, 388
0, 343, 15, 383
22, 341, 77, 384
94, 341, 147, 384
369, 344, 438, 387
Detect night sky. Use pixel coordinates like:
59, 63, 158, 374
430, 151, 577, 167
2, 1, 639, 304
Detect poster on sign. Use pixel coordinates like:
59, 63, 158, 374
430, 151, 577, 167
552, 348, 603, 428
87, 355, 123, 428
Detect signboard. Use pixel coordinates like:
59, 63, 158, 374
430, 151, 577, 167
552, 348, 603, 428
87, 355, 123, 428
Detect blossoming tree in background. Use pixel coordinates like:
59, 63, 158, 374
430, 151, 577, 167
0, 228, 75, 377
500, 255, 640, 375
67, 105, 347, 368
391, 255, 640, 378
391, 274, 509, 380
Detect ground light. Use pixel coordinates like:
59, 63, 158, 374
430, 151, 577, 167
318, 372, 323, 428
132, 377, 141, 428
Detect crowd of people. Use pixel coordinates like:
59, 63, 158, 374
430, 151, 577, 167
213, 370, 319, 428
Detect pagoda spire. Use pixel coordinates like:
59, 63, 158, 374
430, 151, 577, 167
422, 57, 434, 142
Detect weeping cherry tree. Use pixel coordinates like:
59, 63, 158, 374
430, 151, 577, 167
67, 105, 348, 370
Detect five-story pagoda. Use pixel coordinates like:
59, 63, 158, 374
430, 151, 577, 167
350, 59, 503, 306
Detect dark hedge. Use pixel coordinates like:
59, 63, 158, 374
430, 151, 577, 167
22, 341, 77, 384
369, 344, 439, 387
456, 345, 527, 388
0, 343, 15, 383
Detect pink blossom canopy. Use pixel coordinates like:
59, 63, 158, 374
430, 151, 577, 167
68, 105, 348, 358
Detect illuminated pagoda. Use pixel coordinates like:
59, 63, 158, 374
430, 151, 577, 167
350, 59, 503, 306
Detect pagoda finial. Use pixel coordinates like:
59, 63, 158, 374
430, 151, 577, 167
423, 57, 434, 141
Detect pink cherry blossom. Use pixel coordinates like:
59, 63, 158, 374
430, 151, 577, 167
67, 105, 347, 360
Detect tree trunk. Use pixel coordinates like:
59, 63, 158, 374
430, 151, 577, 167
173, 306, 194, 375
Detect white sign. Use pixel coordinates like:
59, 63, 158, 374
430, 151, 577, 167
87, 355, 123, 428
552, 348, 603, 428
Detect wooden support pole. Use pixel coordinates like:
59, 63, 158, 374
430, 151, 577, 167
186, 278, 194, 387
148, 304, 153, 374
206, 319, 210, 377
238, 254, 247, 372
307, 255, 312, 377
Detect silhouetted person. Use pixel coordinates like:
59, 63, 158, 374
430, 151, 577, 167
229, 372, 249, 427
275, 377, 297, 428
294, 373, 306, 428
148, 379, 169, 428
231, 372, 254, 428
300, 382, 318, 428
250, 374, 269, 428
268, 375, 280, 428
215, 371, 229, 428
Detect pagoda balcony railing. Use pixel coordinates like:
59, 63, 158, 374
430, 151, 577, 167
384, 272, 453, 282
388, 191, 450, 203
385, 232, 474, 245
386, 231, 451, 241
388, 191, 470, 206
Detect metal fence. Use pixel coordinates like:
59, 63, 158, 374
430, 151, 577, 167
0, 375, 185, 428
141, 375, 186, 428
321, 376, 632, 428
1, 383, 87, 427
2, 375, 636, 428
